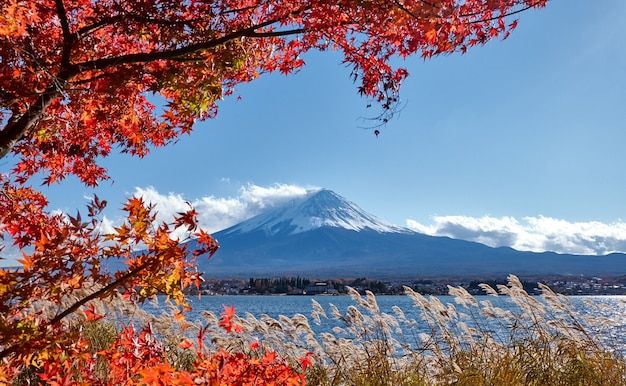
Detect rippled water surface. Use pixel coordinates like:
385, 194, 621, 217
142, 294, 626, 351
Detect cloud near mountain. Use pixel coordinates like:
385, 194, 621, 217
124, 184, 314, 239
129, 183, 626, 256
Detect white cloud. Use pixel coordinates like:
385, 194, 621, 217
406, 215, 626, 255
238, 183, 309, 210
132, 183, 314, 235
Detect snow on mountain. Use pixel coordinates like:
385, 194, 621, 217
220, 188, 409, 236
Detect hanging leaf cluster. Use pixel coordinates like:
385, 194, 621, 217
1, 0, 546, 184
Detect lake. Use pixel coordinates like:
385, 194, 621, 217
144, 294, 626, 352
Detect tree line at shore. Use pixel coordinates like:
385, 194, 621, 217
191, 274, 626, 296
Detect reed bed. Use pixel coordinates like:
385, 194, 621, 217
21, 275, 626, 385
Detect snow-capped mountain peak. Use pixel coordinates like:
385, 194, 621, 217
221, 188, 408, 236
197, 189, 626, 279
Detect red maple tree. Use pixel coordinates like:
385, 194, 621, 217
0, 0, 546, 383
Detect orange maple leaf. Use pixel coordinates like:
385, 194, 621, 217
84, 303, 104, 322
222, 304, 236, 318
425, 29, 438, 44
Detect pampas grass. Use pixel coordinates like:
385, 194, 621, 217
22, 275, 626, 385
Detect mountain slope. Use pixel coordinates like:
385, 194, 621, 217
192, 189, 626, 279
221, 188, 407, 236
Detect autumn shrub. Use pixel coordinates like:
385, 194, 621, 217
1, 284, 309, 385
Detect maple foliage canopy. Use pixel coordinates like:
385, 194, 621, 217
0, 0, 546, 382
0, 0, 546, 185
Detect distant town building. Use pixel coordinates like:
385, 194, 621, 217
306, 282, 337, 295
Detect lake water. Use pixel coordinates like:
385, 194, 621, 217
179, 294, 626, 321
144, 294, 626, 352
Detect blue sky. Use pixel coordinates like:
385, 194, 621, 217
4, 0, 626, 263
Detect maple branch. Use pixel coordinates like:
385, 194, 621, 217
71, 17, 297, 73
0, 87, 62, 160
76, 13, 209, 39
461, 1, 545, 23
245, 27, 309, 38
55, 0, 72, 47
0, 1, 76, 161
0, 259, 153, 361
391, 0, 422, 20
56, 0, 79, 72
391, 0, 543, 25
395, 0, 441, 16
47, 260, 153, 326
0, 17, 291, 160
75, 15, 122, 38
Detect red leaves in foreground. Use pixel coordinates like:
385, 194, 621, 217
0, 193, 219, 380
219, 304, 242, 333
83, 303, 105, 322
32, 308, 308, 385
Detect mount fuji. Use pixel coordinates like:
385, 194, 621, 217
220, 188, 407, 237
193, 189, 626, 279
